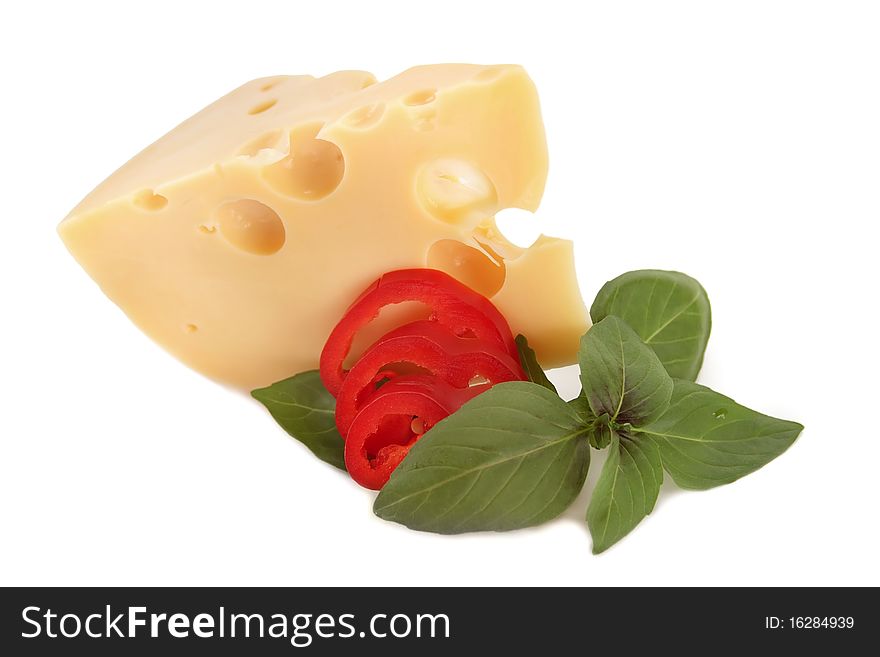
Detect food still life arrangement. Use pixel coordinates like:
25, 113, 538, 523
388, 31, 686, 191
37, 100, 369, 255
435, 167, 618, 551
58, 64, 802, 553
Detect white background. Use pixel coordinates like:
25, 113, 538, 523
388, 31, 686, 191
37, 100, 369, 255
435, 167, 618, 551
2, 0, 878, 586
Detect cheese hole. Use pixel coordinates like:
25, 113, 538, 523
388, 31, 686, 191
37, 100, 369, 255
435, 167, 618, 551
494, 208, 543, 248
184, 323, 199, 334
238, 130, 284, 157
260, 78, 284, 92
262, 125, 345, 201
197, 224, 216, 234
413, 109, 436, 132
344, 102, 385, 129
417, 159, 498, 226
343, 301, 432, 370
427, 239, 505, 298
215, 199, 286, 255
404, 89, 436, 106
133, 190, 168, 211
474, 66, 505, 82
361, 75, 378, 89
248, 98, 277, 115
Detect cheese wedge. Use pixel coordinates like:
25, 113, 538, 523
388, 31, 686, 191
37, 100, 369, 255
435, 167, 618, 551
59, 64, 590, 389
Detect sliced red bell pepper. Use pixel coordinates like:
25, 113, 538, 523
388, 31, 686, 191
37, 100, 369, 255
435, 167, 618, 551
344, 375, 487, 489
320, 269, 518, 396
335, 320, 525, 436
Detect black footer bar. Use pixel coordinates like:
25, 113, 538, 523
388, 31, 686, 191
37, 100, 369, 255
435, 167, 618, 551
0, 587, 868, 654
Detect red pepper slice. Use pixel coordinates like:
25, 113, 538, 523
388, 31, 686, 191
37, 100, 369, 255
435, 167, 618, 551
344, 375, 486, 489
335, 320, 525, 436
320, 269, 518, 396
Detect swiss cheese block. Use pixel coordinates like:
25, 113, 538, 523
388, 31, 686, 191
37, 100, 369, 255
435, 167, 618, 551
59, 64, 590, 389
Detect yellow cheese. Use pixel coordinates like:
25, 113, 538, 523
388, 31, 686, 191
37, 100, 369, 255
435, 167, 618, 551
59, 64, 590, 389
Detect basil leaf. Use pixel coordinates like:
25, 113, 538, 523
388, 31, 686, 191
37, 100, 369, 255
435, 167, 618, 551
252, 371, 346, 470
579, 316, 673, 425
591, 270, 711, 380
515, 334, 557, 394
374, 382, 590, 533
586, 432, 662, 554
635, 380, 803, 490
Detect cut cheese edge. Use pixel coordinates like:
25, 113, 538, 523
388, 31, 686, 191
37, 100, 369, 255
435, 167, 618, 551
59, 64, 590, 389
